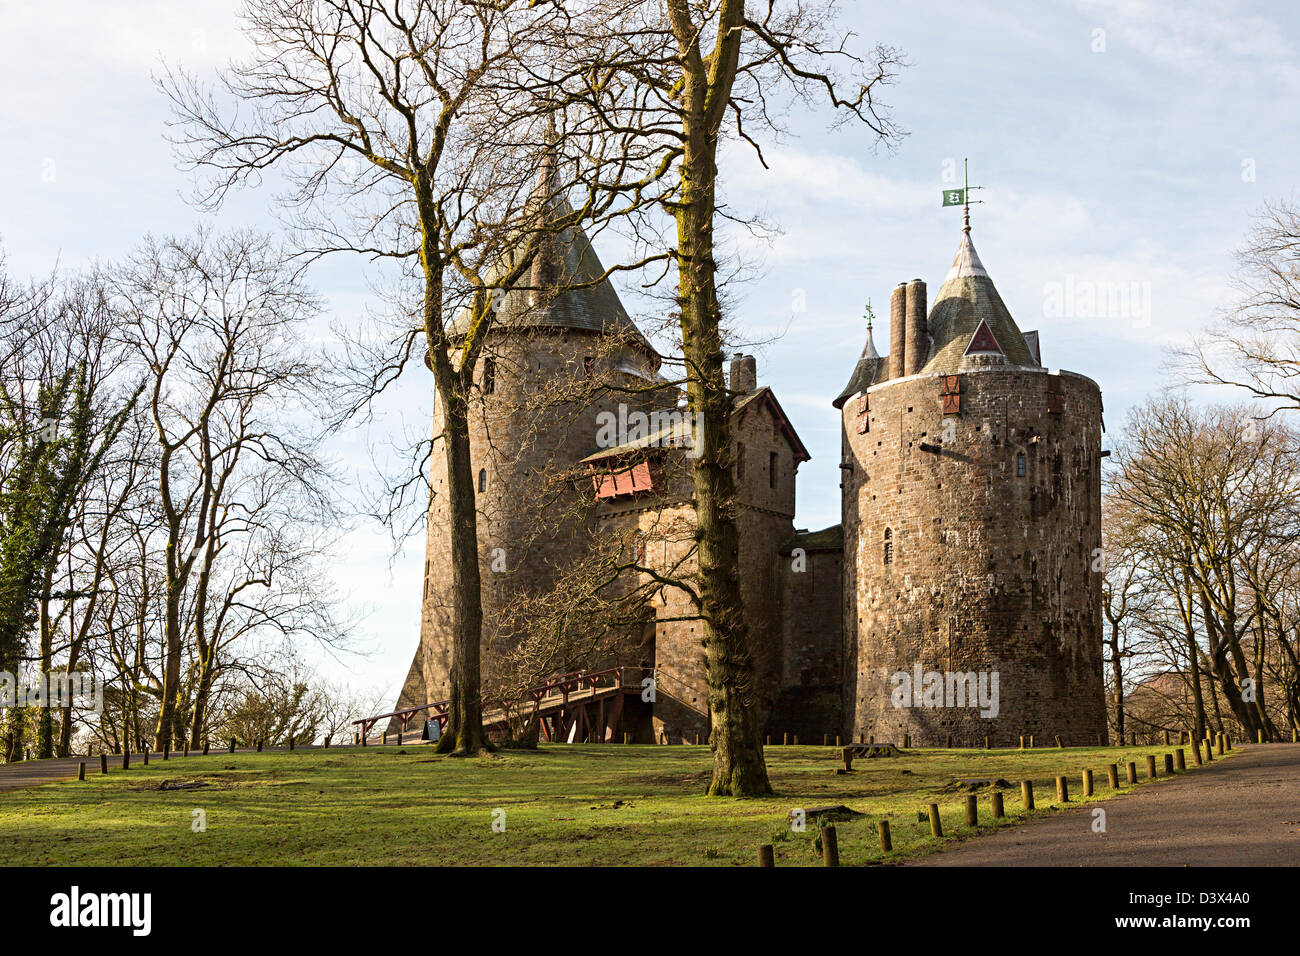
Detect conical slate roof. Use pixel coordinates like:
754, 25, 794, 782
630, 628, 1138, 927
449, 158, 651, 352
832, 319, 886, 408
919, 228, 1037, 374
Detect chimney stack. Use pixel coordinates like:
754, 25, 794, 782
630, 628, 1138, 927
729, 353, 757, 394
889, 283, 907, 380
904, 278, 928, 376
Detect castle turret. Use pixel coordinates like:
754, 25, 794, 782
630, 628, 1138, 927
904, 278, 927, 376
888, 282, 906, 381
838, 219, 1107, 747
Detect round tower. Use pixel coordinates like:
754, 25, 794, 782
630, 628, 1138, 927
835, 221, 1107, 746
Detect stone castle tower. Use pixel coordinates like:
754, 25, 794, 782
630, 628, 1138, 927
834, 214, 1107, 745
394, 190, 1108, 748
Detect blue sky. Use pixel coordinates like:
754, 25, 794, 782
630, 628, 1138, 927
2, 0, 1295, 703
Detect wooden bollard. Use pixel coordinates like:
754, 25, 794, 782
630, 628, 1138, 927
1216, 734, 1224, 755
1257, 728, 1264, 744
100, 754, 108, 775
823, 733, 830, 747
1126, 761, 1137, 784
985, 735, 991, 750
927, 804, 943, 838
1021, 780, 1035, 810
835, 735, 841, 747
878, 819, 892, 853
1029, 735, 1035, 749
1083, 768, 1094, 797
783, 732, 790, 746
78, 762, 85, 781
695, 734, 700, 745
821, 825, 840, 867
946, 734, 953, 748
793, 735, 798, 746
1019, 735, 1025, 749
1146, 754, 1157, 779
1192, 741, 1203, 766
1056, 775, 1069, 803
758, 844, 775, 867
765, 735, 771, 746
1163, 730, 1171, 746
964, 794, 978, 827
1204, 739, 1213, 762
1107, 763, 1119, 788
1175, 748, 1186, 771
903, 733, 911, 749
991, 790, 1005, 818
842, 749, 853, 772
1055, 735, 1064, 749
1164, 753, 1174, 775
623, 732, 631, 744
382, 732, 388, 746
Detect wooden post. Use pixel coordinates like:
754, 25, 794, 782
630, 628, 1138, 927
783, 732, 790, 746
758, 844, 775, 867
991, 790, 1005, 818
821, 825, 840, 867
1216, 734, 1224, 756
1083, 768, 1094, 797
1146, 754, 1157, 779
1028, 735, 1035, 749
1192, 741, 1203, 766
946, 734, 953, 748
842, 749, 853, 772
878, 819, 892, 853
824, 734, 831, 746
927, 804, 943, 838
100, 754, 108, 775
695, 734, 701, 745
1106, 763, 1119, 788
624, 732, 631, 745
964, 794, 978, 827
1129, 731, 1136, 746
1126, 761, 1137, 784
793, 735, 798, 746
1164, 753, 1174, 775
1021, 780, 1034, 810
382, 732, 388, 746
1019, 735, 1025, 749
1175, 748, 1186, 771
230, 738, 236, 753
1163, 730, 1170, 745
903, 733, 911, 749
835, 735, 842, 747
765, 735, 771, 746
1054, 735, 1064, 748
985, 735, 991, 749
1257, 728, 1264, 744
1204, 739, 1213, 762
1056, 775, 1069, 803
78, 762, 85, 781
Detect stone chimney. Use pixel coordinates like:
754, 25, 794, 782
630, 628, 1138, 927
729, 353, 757, 394
889, 282, 907, 380
904, 278, 928, 376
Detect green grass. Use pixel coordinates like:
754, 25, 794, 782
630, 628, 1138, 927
0, 742, 1232, 866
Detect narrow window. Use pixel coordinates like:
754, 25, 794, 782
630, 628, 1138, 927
483, 358, 495, 395
768, 451, 778, 489
883, 528, 893, 566
736, 442, 746, 480
1016, 452, 1026, 477
478, 468, 487, 493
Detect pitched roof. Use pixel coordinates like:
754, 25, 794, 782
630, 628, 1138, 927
449, 158, 653, 353
919, 229, 1038, 374
779, 524, 843, 554
833, 321, 887, 408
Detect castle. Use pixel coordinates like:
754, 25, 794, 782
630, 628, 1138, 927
394, 189, 1109, 747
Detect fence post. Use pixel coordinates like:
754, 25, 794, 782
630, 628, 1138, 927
1146, 754, 1157, 779
1126, 761, 1137, 784
1164, 753, 1174, 775
1083, 768, 1094, 798
1021, 780, 1035, 810
1106, 763, 1119, 788
1175, 748, 1186, 771
991, 790, 1005, 818
1056, 775, 1069, 803
821, 825, 840, 867
964, 794, 978, 827
878, 819, 892, 853
927, 804, 943, 838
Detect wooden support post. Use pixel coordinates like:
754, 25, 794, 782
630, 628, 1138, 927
1257, 728, 1264, 744
1107, 763, 1119, 788
927, 804, 943, 838
1175, 748, 1186, 771
878, 819, 892, 853
1216, 734, 1224, 755
1029, 735, 1035, 749
78, 762, 85, 781
1083, 768, 1094, 797
793, 735, 798, 746
985, 735, 991, 750
1019, 735, 1025, 749
1204, 739, 1213, 762
1192, 741, 1203, 766
624, 732, 631, 745
821, 825, 840, 867
1126, 761, 1137, 784
100, 754, 108, 775
903, 733, 910, 749
695, 734, 701, 746
964, 794, 978, 827
946, 734, 953, 748
1145, 754, 1157, 779
783, 732, 790, 746
1021, 780, 1035, 810
765, 735, 771, 746
758, 844, 774, 867
842, 749, 853, 772
991, 790, 1005, 818
835, 735, 841, 747
1056, 775, 1069, 803
1164, 753, 1174, 775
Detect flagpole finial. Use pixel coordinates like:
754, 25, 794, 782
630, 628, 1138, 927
963, 157, 972, 234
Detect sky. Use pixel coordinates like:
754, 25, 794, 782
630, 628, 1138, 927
2, 0, 1296, 705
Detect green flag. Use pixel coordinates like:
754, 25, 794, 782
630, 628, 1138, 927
941, 187, 966, 207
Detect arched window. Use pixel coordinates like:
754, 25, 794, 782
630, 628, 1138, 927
1016, 452, 1026, 477
883, 527, 893, 566
477, 469, 487, 493
483, 358, 496, 395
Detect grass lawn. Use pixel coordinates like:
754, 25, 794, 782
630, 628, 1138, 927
0, 742, 1232, 866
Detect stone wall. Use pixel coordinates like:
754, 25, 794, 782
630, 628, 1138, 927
841, 367, 1107, 746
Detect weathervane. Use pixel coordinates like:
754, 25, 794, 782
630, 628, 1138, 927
941, 157, 983, 232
